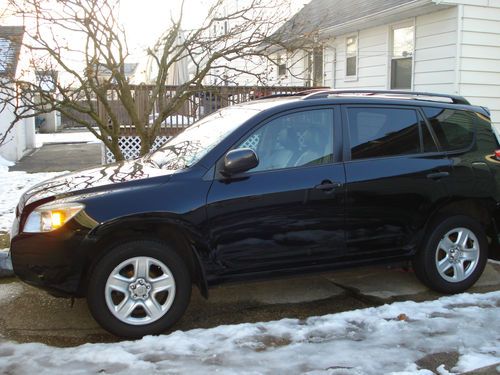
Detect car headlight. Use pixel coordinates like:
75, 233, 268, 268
23, 202, 85, 233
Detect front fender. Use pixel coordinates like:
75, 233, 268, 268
79, 213, 211, 298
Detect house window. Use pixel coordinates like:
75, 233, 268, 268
277, 55, 286, 77
391, 24, 414, 89
346, 35, 358, 78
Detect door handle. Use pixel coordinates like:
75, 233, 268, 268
314, 180, 342, 192
426, 171, 450, 180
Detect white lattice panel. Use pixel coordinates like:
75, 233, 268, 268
103, 136, 170, 164
240, 134, 260, 151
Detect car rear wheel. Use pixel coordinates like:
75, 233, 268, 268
87, 240, 191, 338
413, 215, 488, 294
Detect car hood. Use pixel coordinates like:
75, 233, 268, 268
20, 159, 176, 209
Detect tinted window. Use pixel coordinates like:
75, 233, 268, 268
347, 107, 420, 160
423, 107, 475, 151
148, 107, 259, 169
237, 109, 334, 172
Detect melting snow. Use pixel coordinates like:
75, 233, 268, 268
0, 291, 498, 374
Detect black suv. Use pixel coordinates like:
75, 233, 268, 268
9, 90, 500, 338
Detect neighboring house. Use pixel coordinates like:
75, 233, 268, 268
0, 26, 35, 162
269, 0, 500, 130
96, 62, 138, 83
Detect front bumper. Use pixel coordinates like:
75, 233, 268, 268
10, 222, 92, 297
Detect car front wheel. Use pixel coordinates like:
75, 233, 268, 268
413, 215, 488, 294
87, 240, 191, 338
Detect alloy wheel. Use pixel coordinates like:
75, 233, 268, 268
104, 256, 176, 325
435, 227, 480, 283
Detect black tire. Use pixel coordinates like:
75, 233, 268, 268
413, 215, 488, 294
87, 240, 191, 338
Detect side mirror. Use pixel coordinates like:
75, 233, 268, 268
222, 148, 259, 176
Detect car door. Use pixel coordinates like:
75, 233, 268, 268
342, 105, 451, 259
206, 107, 346, 276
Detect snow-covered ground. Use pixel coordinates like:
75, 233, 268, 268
0, 291, 498, 374
35, 130, 101, 148
0, 156, 64, 235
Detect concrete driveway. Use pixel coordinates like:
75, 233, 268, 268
0, 262, 498, 349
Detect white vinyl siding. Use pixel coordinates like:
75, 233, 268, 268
270, 0, 500, 132
413, 7, 458, 93
458, 3, 500, 130
333, 25, 389, 89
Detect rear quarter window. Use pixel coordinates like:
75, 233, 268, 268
422, 107, 475, 151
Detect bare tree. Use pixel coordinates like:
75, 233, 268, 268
0, 0, 313, 161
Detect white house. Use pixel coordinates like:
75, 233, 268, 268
268, 0, 500, 130
0, 26, 35, 162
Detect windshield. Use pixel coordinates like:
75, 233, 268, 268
146, 107, 259, 170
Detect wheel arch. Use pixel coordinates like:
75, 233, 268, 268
79, 214, 210, 298
422, 197, 498, 258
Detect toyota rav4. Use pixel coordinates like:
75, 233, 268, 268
9, 90, 500, 338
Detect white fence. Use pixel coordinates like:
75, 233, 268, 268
102, 136, 170, 164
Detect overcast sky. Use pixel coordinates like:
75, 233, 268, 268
119, 0, 310, 53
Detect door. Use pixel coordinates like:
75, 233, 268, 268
206, 107, 345, 275
342, 105, 451, 258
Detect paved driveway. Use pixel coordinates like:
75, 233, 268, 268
0, 262, 498, 347
9, 143, 102, 173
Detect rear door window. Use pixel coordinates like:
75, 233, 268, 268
422, 107, 475, 151
346, 107, 420, 160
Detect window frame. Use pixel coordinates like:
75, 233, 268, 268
215, 106, 341, 179
276, 54, 287, 77
345, 33, 359, 81
341, 104, 440, 162
389, 20, 415, 90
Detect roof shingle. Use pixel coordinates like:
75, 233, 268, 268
277, 0, 418, 37
0, 26, 24, 78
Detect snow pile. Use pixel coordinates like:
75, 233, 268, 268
0, 156, 14, 171
0, 168, 64, 233
0, 291, 498, 374
35, 131, 101, 147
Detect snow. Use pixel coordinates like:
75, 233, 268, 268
0, 166, 64, 233
0, 291, 498, 374
35, 131, 101, 148
0, 156, 14, 168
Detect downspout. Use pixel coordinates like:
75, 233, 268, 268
454, 4, 464, 95
332, 48, 337, 89
411, 17, 416, 90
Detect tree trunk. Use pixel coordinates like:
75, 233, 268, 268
110, 139, 124, 162
140, 133, 153, 156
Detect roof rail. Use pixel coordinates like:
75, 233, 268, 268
301, 89, 470, 105
257, 88, 330, 100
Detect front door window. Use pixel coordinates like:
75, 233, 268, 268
237, 109, 334, 172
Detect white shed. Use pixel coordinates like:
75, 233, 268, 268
0, 26, 35, 162
269, 0, 500, 130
